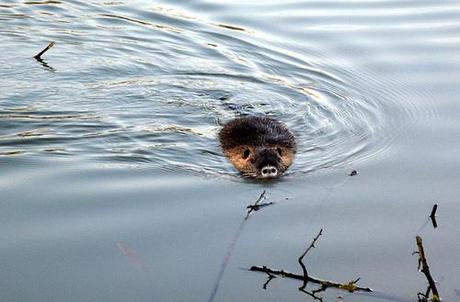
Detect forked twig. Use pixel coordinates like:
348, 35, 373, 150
250, 229, 372, 297
298, 229, 323, 290
245, 190, 273, 219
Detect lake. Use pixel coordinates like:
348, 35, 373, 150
1, 0, 459, 301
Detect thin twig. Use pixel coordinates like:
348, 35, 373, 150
246, 202, 274, 212
415, 236, 441, 302
429, 204, 438, 229
245, 190, 268, 219
298, 229, 323, 290
34, 41, 55, 60
430, 204, 438, 218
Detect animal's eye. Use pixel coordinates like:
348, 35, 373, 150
277, 147, 283, 156
242, 149, 250, 159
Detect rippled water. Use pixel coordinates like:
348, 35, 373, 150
0, 0, 408, 177
1, 1, 460, 301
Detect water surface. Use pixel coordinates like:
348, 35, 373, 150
1, 1, 459, 301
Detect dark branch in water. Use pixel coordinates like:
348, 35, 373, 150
249, 266, 372, 293
429, 204, 438, 229
349, 170, 358, 176
298, 229, 323, 290
250, 229, 372, 298
34, 41, 55, 60
245, 190, 273, 219
414, 236, 441, 302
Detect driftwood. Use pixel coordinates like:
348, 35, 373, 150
414, 236, 441, 302
250, 229, 372, 300
34, 42, 55, 60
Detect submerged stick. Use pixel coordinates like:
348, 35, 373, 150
249, 266, 372, 292
34, 41, 55, 60
415, 236, 440, 301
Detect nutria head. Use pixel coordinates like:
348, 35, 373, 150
219, 116, 296, 179
238, 145, 294, 179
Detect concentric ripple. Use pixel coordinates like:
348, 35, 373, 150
0, 0, 423, 179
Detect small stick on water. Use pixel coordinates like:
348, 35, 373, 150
414, 236, 441, 302
250, 229, 373, 296
349, 170, 358, 176
249, 266, 372, 293
298, 229, 323, 290
246, 190, 273, 219
429, 204, 438, 228
430, 204, 438, 218
34, 41, 55, 60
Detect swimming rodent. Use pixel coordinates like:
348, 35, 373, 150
219, 116, 296, 179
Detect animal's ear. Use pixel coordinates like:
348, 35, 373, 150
242, 148, 250, 159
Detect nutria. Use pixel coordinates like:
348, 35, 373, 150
219, 116, 296, 179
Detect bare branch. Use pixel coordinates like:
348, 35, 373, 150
415, 236, 441, 302
430, 204, 438, 218
34, 42, 55, 60
249, 266, 372, 293
429, 204, 438, 229
245, 190, 271, 219
298, 229, 323, 290
249, 229, 372, 299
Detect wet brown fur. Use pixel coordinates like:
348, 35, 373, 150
219, 116, 296, 178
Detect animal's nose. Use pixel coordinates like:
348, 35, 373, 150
261, 166, 278, 178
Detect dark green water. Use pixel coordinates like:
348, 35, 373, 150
1, 1, 459, 301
